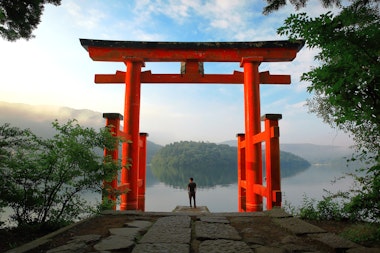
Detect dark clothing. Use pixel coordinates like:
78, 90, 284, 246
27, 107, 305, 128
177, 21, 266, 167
188, 182, 196, 207
188, 182, 196, 193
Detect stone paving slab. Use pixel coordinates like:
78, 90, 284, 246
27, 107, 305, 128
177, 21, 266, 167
273, 217, 326, 235
93, 235, 135, 251
199, 239, 253, 253
173, 205, 210, 213
200, 216, 230, 223
46, 242, 87, 253
132, 242, 190, 253
138, 215, 192, 244
139, 226, 192, 244
308, 232, 360, 251
153, 215, 191, 228
109, 227, 140, 240
265, 207, 293, 218
124, 220, 152, 230
47, 234, 102, 253
254, 246, 288, 253
6, 209, 379, 253
195, 221, 241, 240
68, 234, 101, 244
347, 247, 380, 253
135, 215, 192, 251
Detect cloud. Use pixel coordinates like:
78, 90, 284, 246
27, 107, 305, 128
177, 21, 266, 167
0, 0, 354, 148
62, 1, 107, 31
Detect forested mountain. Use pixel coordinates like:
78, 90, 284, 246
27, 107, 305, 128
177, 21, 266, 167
150, 141, 310, 188
221, 140, 354, 164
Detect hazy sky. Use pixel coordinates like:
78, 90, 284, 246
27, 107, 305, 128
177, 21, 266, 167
0, 0, 353, 146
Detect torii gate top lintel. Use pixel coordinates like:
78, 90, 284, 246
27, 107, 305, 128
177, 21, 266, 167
80, 39, 305, 63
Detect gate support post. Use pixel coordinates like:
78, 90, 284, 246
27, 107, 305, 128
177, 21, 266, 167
237, 133, 246, 212
102, 113, 123, 210
241, 57, 263, 212
121, 60, 144, 210
138, 133, 148, 211
263, 114, 282, 209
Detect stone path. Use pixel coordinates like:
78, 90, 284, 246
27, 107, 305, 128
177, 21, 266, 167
6, 207, 379, 253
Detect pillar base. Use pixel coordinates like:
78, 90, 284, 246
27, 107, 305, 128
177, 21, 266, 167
246, 203, 263, 212
126, 201, 139, 210
137, 195, 145, 211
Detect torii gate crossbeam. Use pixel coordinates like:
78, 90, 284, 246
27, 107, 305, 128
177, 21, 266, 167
80, 39, 304, 212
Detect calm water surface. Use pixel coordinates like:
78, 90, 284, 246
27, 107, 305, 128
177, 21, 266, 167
1, 164, 356, 226
144, 164, 355, 212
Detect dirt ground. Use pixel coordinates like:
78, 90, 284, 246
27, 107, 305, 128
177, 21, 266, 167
2, 214, 379, 252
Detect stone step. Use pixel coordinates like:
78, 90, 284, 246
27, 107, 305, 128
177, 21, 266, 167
172, 205, 210, 213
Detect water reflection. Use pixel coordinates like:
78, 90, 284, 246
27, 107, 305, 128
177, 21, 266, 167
149, 150, 311, 189
145, 164, 356, 212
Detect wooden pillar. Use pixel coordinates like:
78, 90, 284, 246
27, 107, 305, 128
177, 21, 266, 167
237, 133, 246, 212
241, 57, 263, 212
121, 60, 144, 210
138, 132, 148, 211
263, 114, 282, 209
102, 113, 123, 210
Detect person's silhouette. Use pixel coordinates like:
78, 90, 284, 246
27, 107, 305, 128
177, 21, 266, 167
187, 177, 197, 208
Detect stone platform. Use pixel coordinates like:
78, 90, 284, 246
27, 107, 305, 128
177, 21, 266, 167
172, 205, 210, 213
6, 208, 378, 253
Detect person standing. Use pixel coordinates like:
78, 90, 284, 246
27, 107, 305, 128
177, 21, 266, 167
187, 177, 197, 208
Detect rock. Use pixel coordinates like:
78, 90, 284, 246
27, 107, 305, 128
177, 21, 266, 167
139, 226, 191, 244
273, 217, 325, 235
200, 216, 230, 223
109, 227, 140, 240
199, 239, 252, 253
132, 243, 190, 253
195, 221, 241, 240
254, 246, 287, 253
93, 235, 135, 251
124, 220, 152, 230
308, 232, 360, 251
47, 242, 87, 253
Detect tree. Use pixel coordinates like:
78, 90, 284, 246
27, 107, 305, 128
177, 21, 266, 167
265, 0, 380, 221
0, 120, 121, 227
278, 3, 380, 153
263, 0, 374, 14
0, 0, 61, 41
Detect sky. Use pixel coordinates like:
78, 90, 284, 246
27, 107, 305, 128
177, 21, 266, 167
0, 0, 354, 147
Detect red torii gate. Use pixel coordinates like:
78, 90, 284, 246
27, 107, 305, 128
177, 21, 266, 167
80, 39, 304, 212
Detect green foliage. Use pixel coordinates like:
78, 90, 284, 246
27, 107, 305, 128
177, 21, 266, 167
297, 194, 345, 221
0, 0, 61, 41
262, 0, 373, 14
340, 223, 380, 245
292, 170, 380, 222
278, 5, 380, 155
341, 167, 380, 222
0, 120, 121, 227
276, 1, 380, 223
151, 141, 310, 188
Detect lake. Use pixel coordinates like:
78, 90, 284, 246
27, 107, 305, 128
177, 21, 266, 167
144, 163, 356, 212
0, 163, 357, 227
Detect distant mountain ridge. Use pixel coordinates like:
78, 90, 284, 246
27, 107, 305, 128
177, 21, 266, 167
220, 140, 354, 164
1, 101, 354, 165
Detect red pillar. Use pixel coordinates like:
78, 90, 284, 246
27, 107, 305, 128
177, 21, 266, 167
120, 60, 144, 210
102, 113, 123, 210
237, 133, 246, 212
241, 57, 263, 212
263, 114, 282, 209
138, 132, 148, 211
